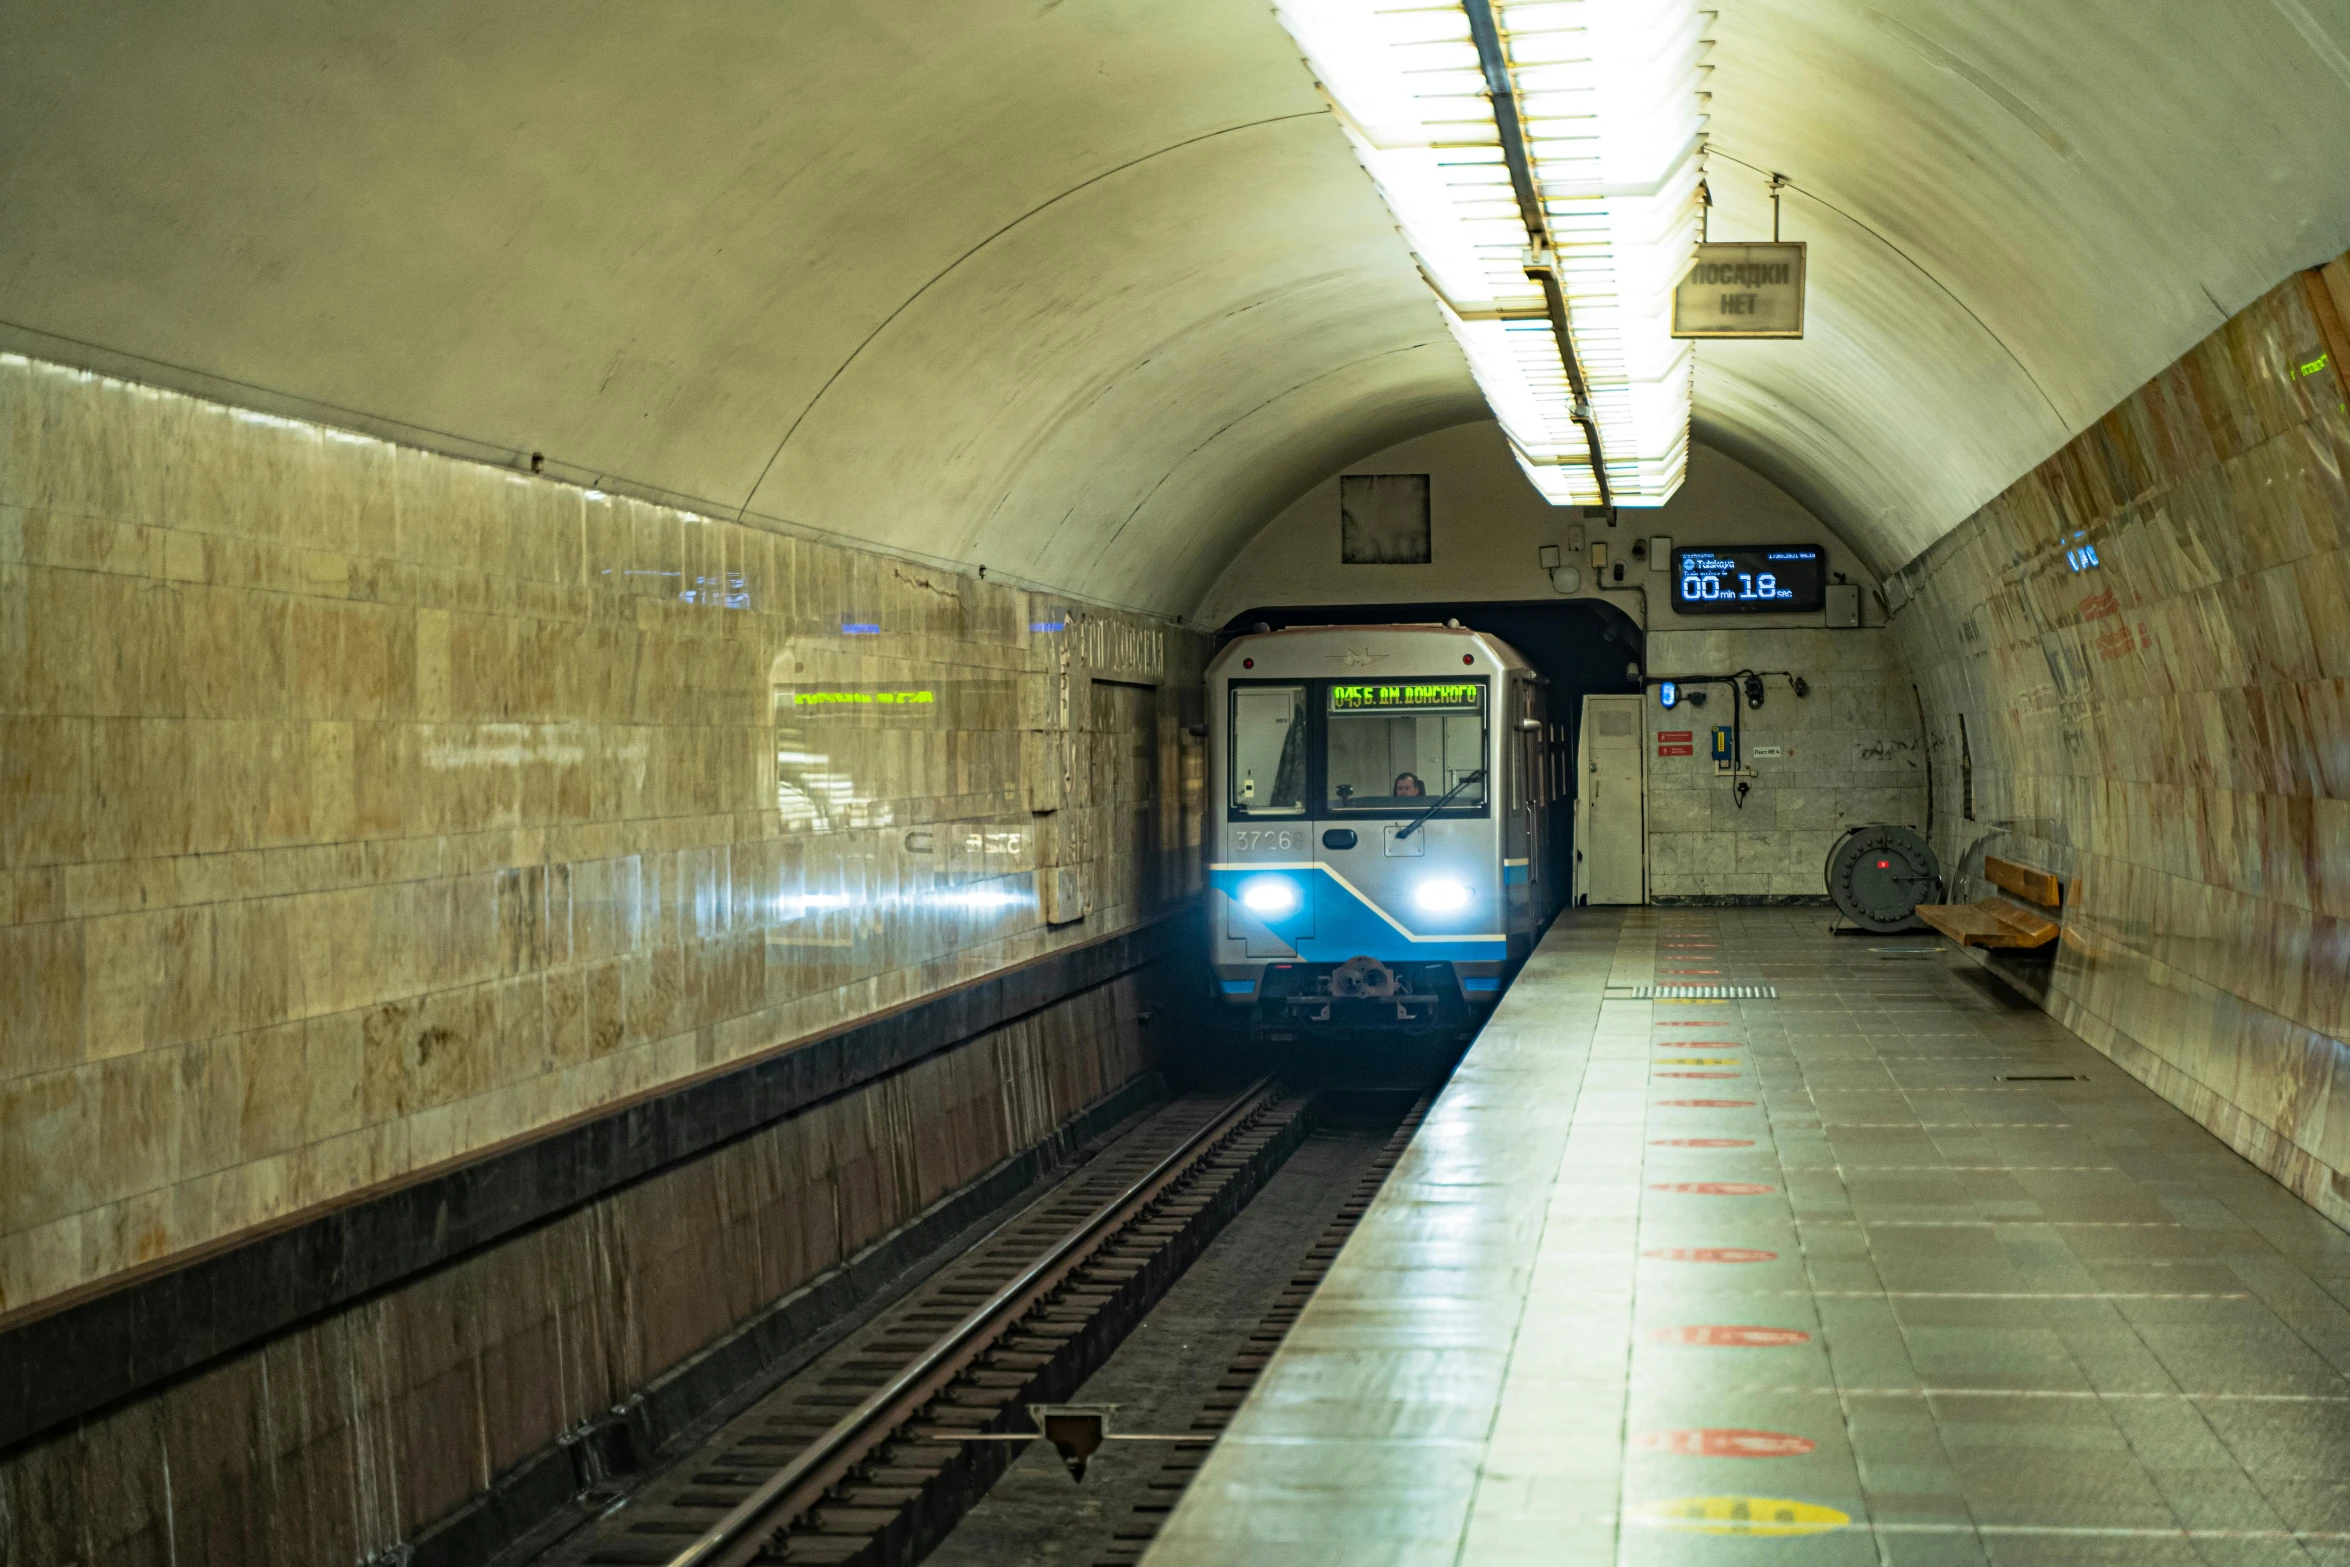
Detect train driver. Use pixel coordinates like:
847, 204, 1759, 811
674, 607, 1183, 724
1393, 772, 1425, 797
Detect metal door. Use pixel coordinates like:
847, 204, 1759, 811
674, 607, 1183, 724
1574, 694, 1646, 905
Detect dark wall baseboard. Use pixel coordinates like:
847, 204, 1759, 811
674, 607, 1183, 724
0, 919, 1174, 1457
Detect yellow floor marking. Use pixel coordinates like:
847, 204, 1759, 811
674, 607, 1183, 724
1631, 1496, 1851, 1536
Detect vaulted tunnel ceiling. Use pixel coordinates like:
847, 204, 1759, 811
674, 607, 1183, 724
5, 0, 2348, 610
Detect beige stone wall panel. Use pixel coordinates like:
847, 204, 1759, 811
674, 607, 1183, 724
1644, 625, 1927, 900
0, 354, 1202, 1312
1891, 261, 2350, 1226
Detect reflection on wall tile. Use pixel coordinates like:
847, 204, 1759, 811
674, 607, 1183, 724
1890, 256, 2350, 1228
0, 353, 1207, 1313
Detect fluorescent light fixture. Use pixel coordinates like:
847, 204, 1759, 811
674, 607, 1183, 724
1269, 0, 1703, 506
1239, 876, 1302, 916
1414, 877, 1473, 913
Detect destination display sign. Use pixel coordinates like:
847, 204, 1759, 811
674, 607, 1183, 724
1672, 243, 1807, 339
1329, 681, 1481, 712
1672, 546, 1827, 614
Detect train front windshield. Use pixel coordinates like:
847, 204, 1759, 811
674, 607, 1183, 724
1324, 681, 1485, 811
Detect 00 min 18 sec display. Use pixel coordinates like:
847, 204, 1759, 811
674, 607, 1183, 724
1670, 545, 1827, 614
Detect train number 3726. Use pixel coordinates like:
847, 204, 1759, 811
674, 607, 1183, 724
1229, 829, 1303, 853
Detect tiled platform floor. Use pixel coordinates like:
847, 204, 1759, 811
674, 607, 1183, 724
1142, 908, 2350, 1565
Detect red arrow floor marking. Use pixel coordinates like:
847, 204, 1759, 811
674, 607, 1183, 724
1648, 1325, 1812, 1347
1634, 1428, 1817, 1458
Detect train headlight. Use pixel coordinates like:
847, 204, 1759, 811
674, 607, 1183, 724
1239, 876, 1300, 916
1414, 877, 1471, 913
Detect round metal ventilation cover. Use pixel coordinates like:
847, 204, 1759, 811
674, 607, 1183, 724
1824, 824, 1941, 932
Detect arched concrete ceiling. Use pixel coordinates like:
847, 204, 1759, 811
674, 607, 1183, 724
0, 0, 1484, 615
1695, 0, 2350, 573
5, 1, 2349, 607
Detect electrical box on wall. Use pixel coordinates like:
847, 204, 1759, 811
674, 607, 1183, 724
1710, 726, 1734, 769
1825, 582, 1862, 628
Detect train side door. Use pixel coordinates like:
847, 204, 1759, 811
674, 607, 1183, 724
1574, 694, 1646, 905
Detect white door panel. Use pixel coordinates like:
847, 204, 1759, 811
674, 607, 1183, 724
1574, 694, 1646, 905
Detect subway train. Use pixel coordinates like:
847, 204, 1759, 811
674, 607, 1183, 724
1207, 623, 1567, 1033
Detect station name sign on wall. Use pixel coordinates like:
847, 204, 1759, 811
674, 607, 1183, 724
1672, 243, 1806, 338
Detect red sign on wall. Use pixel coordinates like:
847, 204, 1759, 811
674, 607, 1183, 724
1658, 743, 1695, 756
1657, 728, 1695, 758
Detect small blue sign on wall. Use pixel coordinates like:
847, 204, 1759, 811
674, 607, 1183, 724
1710, 726, 1734, 767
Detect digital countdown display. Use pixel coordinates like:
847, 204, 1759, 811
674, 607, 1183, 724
1672, 545, 1827, 614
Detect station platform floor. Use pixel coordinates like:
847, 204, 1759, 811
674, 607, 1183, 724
1142, 907, 2350, 1565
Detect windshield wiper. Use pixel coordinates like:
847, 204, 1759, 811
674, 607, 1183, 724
1395, 769, 1486, 840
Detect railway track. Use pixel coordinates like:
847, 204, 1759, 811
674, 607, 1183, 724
529, 1080, 1312, 1567
1094, 1093, 1429, 1565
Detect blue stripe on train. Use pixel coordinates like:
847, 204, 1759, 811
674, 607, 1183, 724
1211, 866, 1509, 964
1503, 861, 1529, 885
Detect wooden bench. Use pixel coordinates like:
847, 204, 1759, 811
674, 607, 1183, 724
1915, 855, 2063, 948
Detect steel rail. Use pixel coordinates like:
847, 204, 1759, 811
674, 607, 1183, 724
662, 1076, 1282, 1567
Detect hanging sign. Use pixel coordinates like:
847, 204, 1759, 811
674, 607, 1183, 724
1672, 243, 1807, 338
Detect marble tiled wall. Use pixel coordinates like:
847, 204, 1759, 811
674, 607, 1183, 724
0, 353, 1206, 1312
1889, 257, 2350, 1226
0, 971, 1159, 1567
1643, 626, 1926, 900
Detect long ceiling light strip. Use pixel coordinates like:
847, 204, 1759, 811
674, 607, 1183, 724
1269, 0, 1704, 507
1459, 0, 1611, 505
